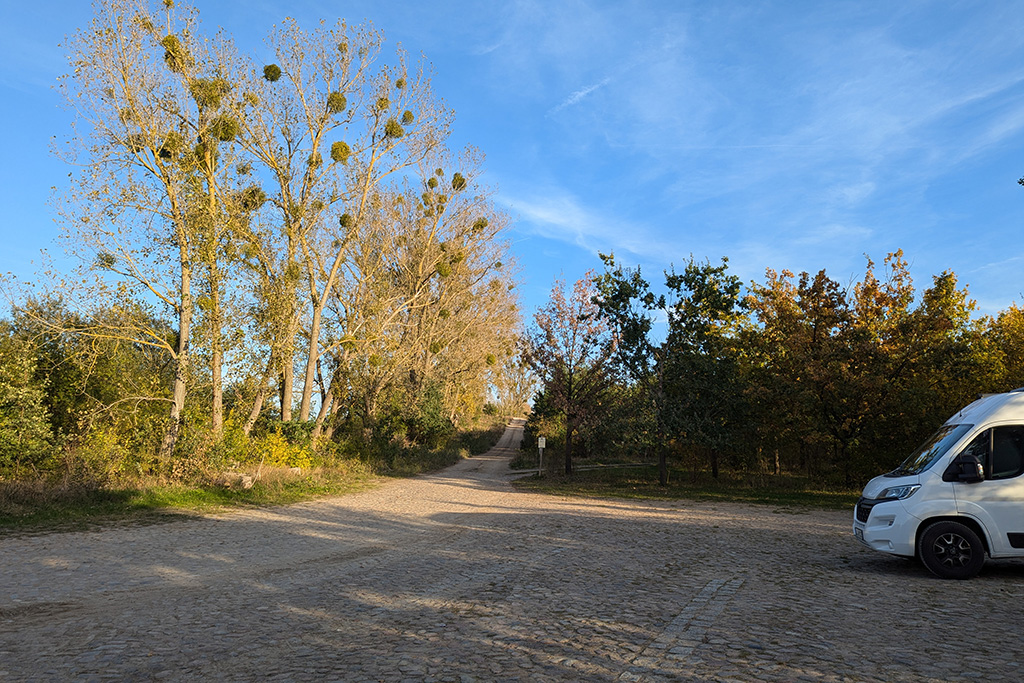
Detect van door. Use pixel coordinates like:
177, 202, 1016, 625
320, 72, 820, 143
952, 425, 1024, 556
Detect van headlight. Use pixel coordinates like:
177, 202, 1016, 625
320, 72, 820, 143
878, 484, 920, 501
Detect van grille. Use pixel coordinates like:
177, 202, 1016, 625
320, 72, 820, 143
856, 497, 880, 523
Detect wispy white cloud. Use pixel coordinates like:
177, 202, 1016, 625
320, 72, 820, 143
475, 2, 1024, 313
465, 1, 538, 56
951, 95, 1024, 162
472, 41, 506, 56
549, 77, 611, 114
974, 254, 1024, 273
547, 4, 1024, 207
501, 188, 680, 264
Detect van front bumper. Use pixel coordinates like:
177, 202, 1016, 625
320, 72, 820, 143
853, 497, 917, 557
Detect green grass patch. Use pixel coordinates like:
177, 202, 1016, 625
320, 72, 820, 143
512, 465, 860, 510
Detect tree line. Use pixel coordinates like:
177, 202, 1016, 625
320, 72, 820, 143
525, 251, 1024, 487
4, 1, 1018, 494
0, 0, 532, 481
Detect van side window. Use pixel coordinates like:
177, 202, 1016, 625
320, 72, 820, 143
950, 432, 991, 481
960, 430, 989, 472
991, 426, 1024, 480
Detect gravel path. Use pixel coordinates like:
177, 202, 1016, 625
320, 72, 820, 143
3, 421, 1024, 681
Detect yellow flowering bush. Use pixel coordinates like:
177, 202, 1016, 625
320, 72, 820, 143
249, 432, 313, 469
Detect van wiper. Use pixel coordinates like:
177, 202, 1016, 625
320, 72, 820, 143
888, 467, 914, 477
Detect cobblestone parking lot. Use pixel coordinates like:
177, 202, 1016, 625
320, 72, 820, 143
3, 423, 1024, 682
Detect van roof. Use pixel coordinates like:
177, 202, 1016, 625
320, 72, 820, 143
945, 391, 1024, 426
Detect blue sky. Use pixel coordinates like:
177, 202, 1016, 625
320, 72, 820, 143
3, 1, 1024, 318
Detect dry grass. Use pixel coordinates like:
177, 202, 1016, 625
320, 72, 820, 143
0, 462, 379, 535
512, 466, 861, 510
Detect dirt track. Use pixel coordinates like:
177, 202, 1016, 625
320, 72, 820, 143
2, 421, 1024, 681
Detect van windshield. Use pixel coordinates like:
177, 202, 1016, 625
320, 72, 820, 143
890, 423, 973, 476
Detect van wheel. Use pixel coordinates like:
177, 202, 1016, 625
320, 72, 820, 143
918, 521, 985, 579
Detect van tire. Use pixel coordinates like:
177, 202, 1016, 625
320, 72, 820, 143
918, 521, 985, 580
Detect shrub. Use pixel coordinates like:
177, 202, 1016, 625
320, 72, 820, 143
0, 336, 54, 474
250, 432, 313, 469
408, 383, 454, 448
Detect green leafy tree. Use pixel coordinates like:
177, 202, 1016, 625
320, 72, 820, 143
741, 255, 1002, 486
990, 304, 1024, 390
910, 271, 1002, 424
661, 257, 746, 479
7, 296, 176, 462
594, 254, 746, 482
0, 330, 53, 473
592, 254, 667, 481
739, 268, 804, 476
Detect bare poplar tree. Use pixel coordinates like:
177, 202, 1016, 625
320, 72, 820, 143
51, 0, 520, 459
58, 0, 242, 457
230, 19, 453, 423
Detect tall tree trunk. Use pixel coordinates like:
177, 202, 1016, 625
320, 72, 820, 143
212, 345, 223, 434
841, 442, 851, 488
243, 357, 276, 436
564, 414, 574, 475
311, 389, 335, 440
281, 350, 294, 421
658, 445, 668, 486
317, 356, 327, 406
655, 364, 668, 486
298, 303, 324, 421
243, 385, 266, 436
279, 213, 300, 423
202, 149, 224, 436
160, 264, 192, 460
298, 149, 381, 422
313, 353, 349, 440
211, 281, 223, 435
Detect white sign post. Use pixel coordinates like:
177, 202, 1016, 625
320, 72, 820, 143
537, 436, 546, 476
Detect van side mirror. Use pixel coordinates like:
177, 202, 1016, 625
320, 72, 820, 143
942, 453, 985, 483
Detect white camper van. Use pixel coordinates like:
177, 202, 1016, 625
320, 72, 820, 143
854, 389, 1024, 579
